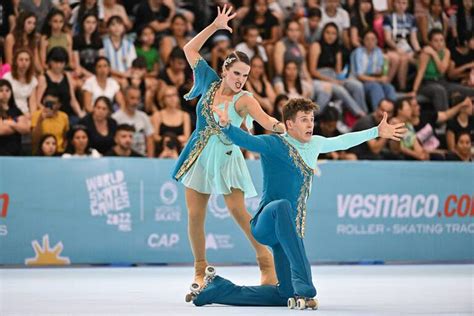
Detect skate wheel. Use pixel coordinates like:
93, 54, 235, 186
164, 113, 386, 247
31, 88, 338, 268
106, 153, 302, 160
296, 298, 306, 310
185, 293, 194, 303
205, 265, 216, 277
287, 297, 296, 309
190, 282, 200, 292
310, 298, 319, 310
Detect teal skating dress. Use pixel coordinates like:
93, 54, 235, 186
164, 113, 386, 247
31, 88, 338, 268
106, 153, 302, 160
171, 57, 257, 198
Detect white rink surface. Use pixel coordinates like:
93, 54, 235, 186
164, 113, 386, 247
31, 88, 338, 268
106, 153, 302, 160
0, 264, 472, 316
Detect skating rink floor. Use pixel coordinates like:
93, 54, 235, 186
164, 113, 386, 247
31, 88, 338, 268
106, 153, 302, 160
1, 264, 472, 315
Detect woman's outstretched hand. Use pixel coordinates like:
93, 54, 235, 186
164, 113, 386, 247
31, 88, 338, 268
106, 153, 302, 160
212, 4, 237, 33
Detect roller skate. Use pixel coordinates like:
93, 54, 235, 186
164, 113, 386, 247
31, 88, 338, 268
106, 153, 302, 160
185, 266, 216, 302
287, 296, 319, 310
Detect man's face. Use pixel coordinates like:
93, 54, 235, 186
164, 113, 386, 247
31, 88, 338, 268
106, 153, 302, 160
115, 130, 133, 150
286, 111, 314, 143
394, 0, 408, 13
375, 100, 394, 122
43, 96, 61, 116
325, 0, 339, 11
245, 29, 259, 47
126, 89, 141, 110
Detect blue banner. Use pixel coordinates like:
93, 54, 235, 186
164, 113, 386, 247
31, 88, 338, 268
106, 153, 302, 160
0, 158, 472, 266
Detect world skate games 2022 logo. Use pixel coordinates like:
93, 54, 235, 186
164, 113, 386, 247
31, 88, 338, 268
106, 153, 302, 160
0, 193, 9, 236
85, 170, 132, 232
336, 193, 474, 235
154, 181, 181, 222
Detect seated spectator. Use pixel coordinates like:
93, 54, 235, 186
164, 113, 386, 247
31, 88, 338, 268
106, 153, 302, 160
19, 0, 53, 32
31, 90, 69, 154
62, 124, 102, 158
448, 33, 474, 86
112, 86, 154, 157
158, 132, 180, 159
245, 56, 275, 114
157, 47, 194, 122
151, 85, 190, 151
73, 13, 104, 79
82, 56, 125, 113
4, 49, 38, 114
103, 0, 132, 31
272, 94, 290, 123
383, 0, 421, 91
299, 7, 322, 47
127, 57, 158, 115
240, 0, 280, 57
133, 0, 174, 34
274, 19, 311, 79
70, 0, 104, 35
135, 25, 160, 77
350, 0, 375, 48
0, 44, 10, 78
449, 0, 473, 47
446, 96, 473, 152
314, 106, 358, 160
309, 22, 368, 116
4, 12, 39, 69
103, 16, 137, 85
105, 123, 144, 157
0, 79, 30, 156
351, 30, 397, 110
319, 0, 351, 49
159, 14, 191, 65
37, 47, 84, 123
418, 0, 449, 45
410, 96, 471, 152
36, 134, 58, 156
211, 34, 232, 74
446, 131, 472, 161
79, 96, 117, 155
412, 30, 474, 111
349, 99, 395, 159
39, 9, 73, 70
274, 61, 314, 99
235, 25, 269, 66
389, 97, 431, 160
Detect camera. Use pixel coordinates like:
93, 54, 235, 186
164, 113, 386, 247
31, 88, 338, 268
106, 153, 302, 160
44, 100, 55, 109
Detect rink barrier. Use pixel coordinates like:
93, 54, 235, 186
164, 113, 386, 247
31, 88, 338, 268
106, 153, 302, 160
0, 158, 472, 266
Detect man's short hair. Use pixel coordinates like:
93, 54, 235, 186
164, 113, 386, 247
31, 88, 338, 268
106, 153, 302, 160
116, 124, 136, 134
282, 98, 319, 125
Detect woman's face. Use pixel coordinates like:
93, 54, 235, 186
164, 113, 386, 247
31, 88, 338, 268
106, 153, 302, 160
431, 33, 445, 51
162, 87, 180, 108
140, 27, 155, 46
284, 62, 298, 81
430, 0, 443, 16
109, 20, 125, 37
50, 13, 64, 32
363, 32, 377, 49
223, 61, 250, 93
171, 17, 187, 36
0, 85, 12, 105
456, 134, 471, 156
463, 0, 472, 11
286, 22, 300, 41
255, 0, 268, 15
16, 52, 31, 73
323, 25, 338, 44
170, 57, 187, 72
83, 15, 98, 34
96, 59, 110, 77
86, 0, 97, 7
93, 99, 110, 120
250, 58, 264, 78
72, 130, 89, 153
360, 0, 372, 13
41, 136, 57, 156
24, 16, 36, 34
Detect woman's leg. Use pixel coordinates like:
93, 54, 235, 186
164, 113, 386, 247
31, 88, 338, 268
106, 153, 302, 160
224, 188, 278, 285
397, 52, 411, 91
185, 187, 211, 287
344, 78, 368, 113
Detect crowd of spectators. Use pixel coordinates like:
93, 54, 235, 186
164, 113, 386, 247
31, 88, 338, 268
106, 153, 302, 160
0, 0, 472, 161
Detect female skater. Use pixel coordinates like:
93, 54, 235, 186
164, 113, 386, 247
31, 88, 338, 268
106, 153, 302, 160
172, 5, 284, 290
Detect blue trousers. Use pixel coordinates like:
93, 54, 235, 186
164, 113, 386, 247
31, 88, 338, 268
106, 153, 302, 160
194, 200, 316, 306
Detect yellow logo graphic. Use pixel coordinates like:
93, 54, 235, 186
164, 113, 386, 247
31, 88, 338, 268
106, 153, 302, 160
25, 234, 71, 266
